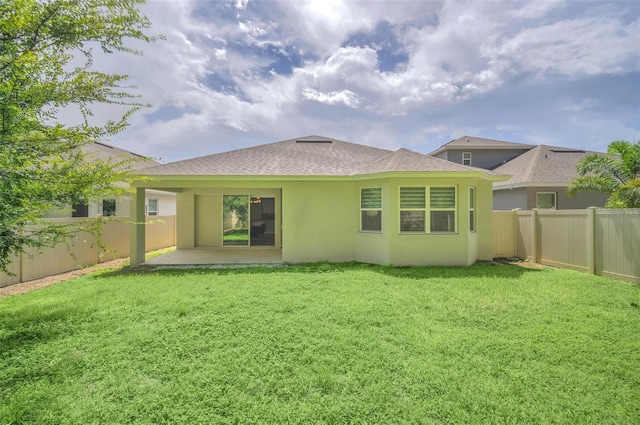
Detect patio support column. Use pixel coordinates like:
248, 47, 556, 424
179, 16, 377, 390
130, 187, 146, 266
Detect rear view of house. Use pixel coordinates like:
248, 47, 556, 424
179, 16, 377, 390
130, 136, 509, 266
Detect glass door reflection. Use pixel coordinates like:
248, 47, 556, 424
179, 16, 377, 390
250, 197, 275, 246
223, 195, 249, 246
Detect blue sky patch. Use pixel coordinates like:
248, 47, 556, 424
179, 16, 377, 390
343, 20, 409, 72
247, 42, 305, 77
145, 105, 199, 124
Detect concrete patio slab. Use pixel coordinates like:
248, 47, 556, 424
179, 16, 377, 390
144, 248, 282, 265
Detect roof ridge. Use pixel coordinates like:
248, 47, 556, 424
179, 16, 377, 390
354, 150, 397, 174
522, 145, 542, 183
385, 148, 416, 170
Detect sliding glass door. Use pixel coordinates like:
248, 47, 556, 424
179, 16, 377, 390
223, 195, 276, 247
250, 197, 275, 246
223, 195, 249, 246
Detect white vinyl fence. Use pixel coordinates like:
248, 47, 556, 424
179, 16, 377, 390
494, 208, 639, 283
0, 215, 176, 287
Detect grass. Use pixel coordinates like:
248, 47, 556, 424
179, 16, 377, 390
223, 228, 249, 241
1, 262, 639, 424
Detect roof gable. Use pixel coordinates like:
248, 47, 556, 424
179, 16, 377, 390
493, 145, 602, 188
429, 135, 534, 156
83, 142, 158, 171
357, 148, 491, 174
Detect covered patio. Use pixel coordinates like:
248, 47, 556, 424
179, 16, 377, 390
144, 248, 283, 266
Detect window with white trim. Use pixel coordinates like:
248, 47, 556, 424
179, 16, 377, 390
102, 199, 116, 216
360, 187, 382, 232
536, 192, 557, 209
400, 187, 425, 232
398, 186, 457, 233
462, 152, 472, 166
146, 199, 158, 216
430, 187, 456, 232
469, 187, 476, 233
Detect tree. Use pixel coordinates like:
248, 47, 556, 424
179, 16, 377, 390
223, 195, 249, 228
0, 0, 159, 273
568, 140, 640, 208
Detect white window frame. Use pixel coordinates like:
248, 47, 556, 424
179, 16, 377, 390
146, 199, 158, 216
469, 187, 476, 233
360, 187, 382, 233
462, 152, 472, 166
399, 186, 426, 233
430, 186, 457, 233
536, 192, 557, 210
102, 199, 116, 217
398, 186, 457, 234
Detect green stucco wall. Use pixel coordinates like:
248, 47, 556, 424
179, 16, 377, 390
136, 175, 495, 266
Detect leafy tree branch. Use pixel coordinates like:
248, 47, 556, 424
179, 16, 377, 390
0, 0, 161, 273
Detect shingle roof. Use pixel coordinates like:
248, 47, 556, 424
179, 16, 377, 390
429, 135, 534, 155
492, 145, 602, 188
357, 148, 490, 174
83, 142, 158, 171
141, 136, 500, 177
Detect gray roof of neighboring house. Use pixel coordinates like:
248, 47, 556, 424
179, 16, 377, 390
84, 142, 159, 171
141, 135, 501, 177
429, 135, 534, 156
493, 145, 602, 189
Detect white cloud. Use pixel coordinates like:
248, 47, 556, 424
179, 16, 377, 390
86, 0, 640, 161
235, 0, 249, 10
496, 17, 640, 76
510, 0, 566, 20
213, 48, 227, 61
301, 88, 362, 107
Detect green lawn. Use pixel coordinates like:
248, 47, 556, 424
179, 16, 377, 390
223, 228, 249, 245
1, 263, 639, 424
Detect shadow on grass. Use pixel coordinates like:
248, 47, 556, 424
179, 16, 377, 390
95, 260, 541, 281
0, 304, 87, 368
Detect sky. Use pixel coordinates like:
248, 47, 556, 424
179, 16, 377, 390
98, 0, 639, 163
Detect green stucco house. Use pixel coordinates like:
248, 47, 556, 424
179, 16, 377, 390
130, 136, 508, 266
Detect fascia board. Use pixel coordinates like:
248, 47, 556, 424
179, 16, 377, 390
352, 171, 511, 181
493, 182, 571, 190
133, 170, 512, 188
145, 189, 178, 195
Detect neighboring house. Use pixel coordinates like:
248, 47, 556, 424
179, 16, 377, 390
129, 136, 509, 267
430, 136, 534, 169
430, 136, 608, 210
492, 145, 608, 210
45, 142, 176, 218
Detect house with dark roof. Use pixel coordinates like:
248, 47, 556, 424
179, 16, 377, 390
430, 136, 534, 170
129, 136, 509, 266
430, 136, 608, 210
492, 145, 608, 210
45, 142, 176, 218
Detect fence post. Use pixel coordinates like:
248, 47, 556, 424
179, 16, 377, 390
587, 207, 597, 275
19, 228, 24, 283
512, 208, 520, 258
532, 208, 539, 263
